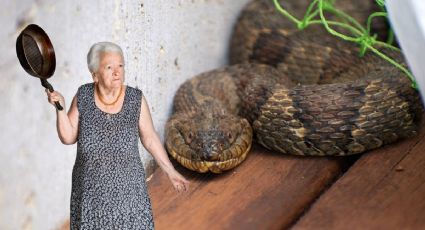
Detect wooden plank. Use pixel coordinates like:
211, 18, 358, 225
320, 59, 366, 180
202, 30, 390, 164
293, 116, 425, 229
148, 145, 353, 230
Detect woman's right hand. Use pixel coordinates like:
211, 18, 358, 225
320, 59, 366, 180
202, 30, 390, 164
45, 89, 65, 109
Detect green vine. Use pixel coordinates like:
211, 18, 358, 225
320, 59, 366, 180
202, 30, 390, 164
273, 0, 418, 89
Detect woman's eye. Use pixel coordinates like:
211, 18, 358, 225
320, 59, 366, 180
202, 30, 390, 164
106, 66, 112, 70
119, 64, 124, 68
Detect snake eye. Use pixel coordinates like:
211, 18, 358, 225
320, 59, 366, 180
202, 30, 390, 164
186, 132, 193, 143
227, 132, 232, 140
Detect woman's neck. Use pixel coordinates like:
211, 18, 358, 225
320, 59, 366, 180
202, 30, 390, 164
96, 83, 123, 106
98, 84, 121, 96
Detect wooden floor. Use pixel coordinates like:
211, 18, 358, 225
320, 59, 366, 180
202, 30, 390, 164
148, 115, 425, 229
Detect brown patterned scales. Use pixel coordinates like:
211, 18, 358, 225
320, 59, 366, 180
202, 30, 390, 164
165, 0, 423, 173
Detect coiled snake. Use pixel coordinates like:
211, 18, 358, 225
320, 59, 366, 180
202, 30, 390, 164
165, 0, 423, 173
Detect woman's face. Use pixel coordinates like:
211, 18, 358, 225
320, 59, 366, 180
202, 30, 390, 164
93, 52, 125, 89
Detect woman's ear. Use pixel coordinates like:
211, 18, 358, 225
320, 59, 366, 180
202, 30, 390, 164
92, 72, 98, 83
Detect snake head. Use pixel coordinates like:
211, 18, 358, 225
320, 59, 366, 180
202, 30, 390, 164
165, 112, 252, 173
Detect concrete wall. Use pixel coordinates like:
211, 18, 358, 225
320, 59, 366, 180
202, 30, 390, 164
0, 0, 251, 229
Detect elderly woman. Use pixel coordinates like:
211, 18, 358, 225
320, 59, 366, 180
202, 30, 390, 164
46, 42, 189, 229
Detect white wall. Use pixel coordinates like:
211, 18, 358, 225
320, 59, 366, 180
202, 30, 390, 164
387, 0, 425, 104
0, 0, 251, 229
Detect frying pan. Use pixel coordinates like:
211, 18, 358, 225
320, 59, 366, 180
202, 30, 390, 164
16, 24, 63, 110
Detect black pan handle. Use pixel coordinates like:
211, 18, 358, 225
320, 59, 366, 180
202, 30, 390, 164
41, 79, 63, 111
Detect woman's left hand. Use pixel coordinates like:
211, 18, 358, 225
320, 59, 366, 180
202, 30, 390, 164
167, 169, 190, 193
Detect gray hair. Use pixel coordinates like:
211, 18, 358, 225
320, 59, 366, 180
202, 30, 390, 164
87, 42, 124, 73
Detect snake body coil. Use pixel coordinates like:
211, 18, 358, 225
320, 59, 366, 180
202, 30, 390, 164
165, 0, 422, 173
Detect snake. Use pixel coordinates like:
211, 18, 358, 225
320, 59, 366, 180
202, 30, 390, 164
165, 0, 423, 173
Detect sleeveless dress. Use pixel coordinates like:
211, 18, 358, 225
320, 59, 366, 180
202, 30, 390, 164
71, 83, 154, 229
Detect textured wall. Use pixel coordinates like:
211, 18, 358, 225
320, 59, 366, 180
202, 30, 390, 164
0, 0, 251, 229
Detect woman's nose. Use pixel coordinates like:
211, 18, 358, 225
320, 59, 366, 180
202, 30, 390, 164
112, 68, 119, 75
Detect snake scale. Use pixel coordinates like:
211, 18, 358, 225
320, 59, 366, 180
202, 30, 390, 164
165, 0, 423, 173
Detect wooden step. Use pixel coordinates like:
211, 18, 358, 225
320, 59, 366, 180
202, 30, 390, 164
148, 146, 355, 229
57, 114, 425, 229
292, 117, 425, 229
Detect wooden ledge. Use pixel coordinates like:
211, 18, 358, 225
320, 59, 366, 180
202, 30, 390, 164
149, 114, 425, 229
148, 146, 355, 229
